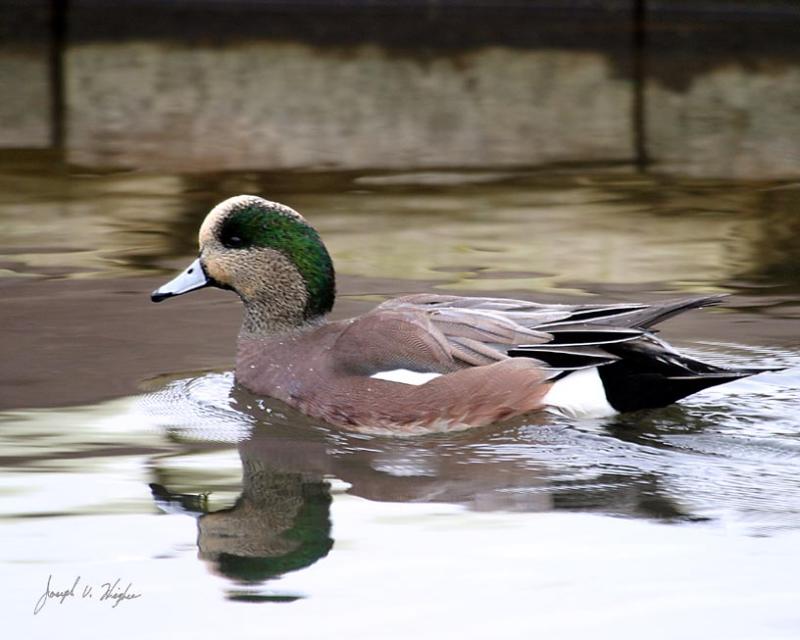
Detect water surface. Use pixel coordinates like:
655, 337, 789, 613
3, 153, 800, 638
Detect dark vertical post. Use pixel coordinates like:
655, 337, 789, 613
49, 0, 67, 149
632, 0, 648, 171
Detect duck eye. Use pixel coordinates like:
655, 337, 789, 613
222, 234, 245, 249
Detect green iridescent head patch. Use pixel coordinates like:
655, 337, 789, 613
219, 199, 335, 318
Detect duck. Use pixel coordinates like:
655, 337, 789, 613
151, 194, 771, 435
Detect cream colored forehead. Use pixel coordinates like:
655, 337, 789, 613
198, 195, 306, 247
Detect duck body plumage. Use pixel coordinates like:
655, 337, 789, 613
152, 195, 774, 435
234, 292, 765, 434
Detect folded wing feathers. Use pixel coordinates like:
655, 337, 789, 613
429, 308, 552, 344
384, 293, 553, 311
561, 295, 726, 329
379, 294, 728, 372
448, 336, 511, 366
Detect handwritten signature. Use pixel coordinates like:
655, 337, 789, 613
34, 574, 142, 615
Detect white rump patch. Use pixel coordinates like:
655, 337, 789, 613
543, 367, 617, 419
370, 369, 443, 385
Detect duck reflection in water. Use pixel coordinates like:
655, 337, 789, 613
147, 381, 699, 597
150, 436, 334, 601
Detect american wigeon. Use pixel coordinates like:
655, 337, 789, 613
152, 195, 770, 434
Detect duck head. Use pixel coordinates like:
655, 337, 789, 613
152, 195, 335, 335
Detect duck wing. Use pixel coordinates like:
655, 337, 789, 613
379, 293, 726, 330
370, 293, 726, 370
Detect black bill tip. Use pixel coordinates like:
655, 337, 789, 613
151, 290, 173, 303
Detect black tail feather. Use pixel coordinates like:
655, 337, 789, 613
598, 365, 751, 412
597, 337, 776, 411
506, 294, 777, 413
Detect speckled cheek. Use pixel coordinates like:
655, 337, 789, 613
202, 254, 231, 287
233, 274, 260, 299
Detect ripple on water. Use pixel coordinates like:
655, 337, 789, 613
130, 346, 800, 534
137, 372, 253, 444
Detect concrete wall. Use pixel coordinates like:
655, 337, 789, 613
0, 1, 53, 147
64, 43, 633, 171
2, 1, 800, 178
643, 1, 800, 178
